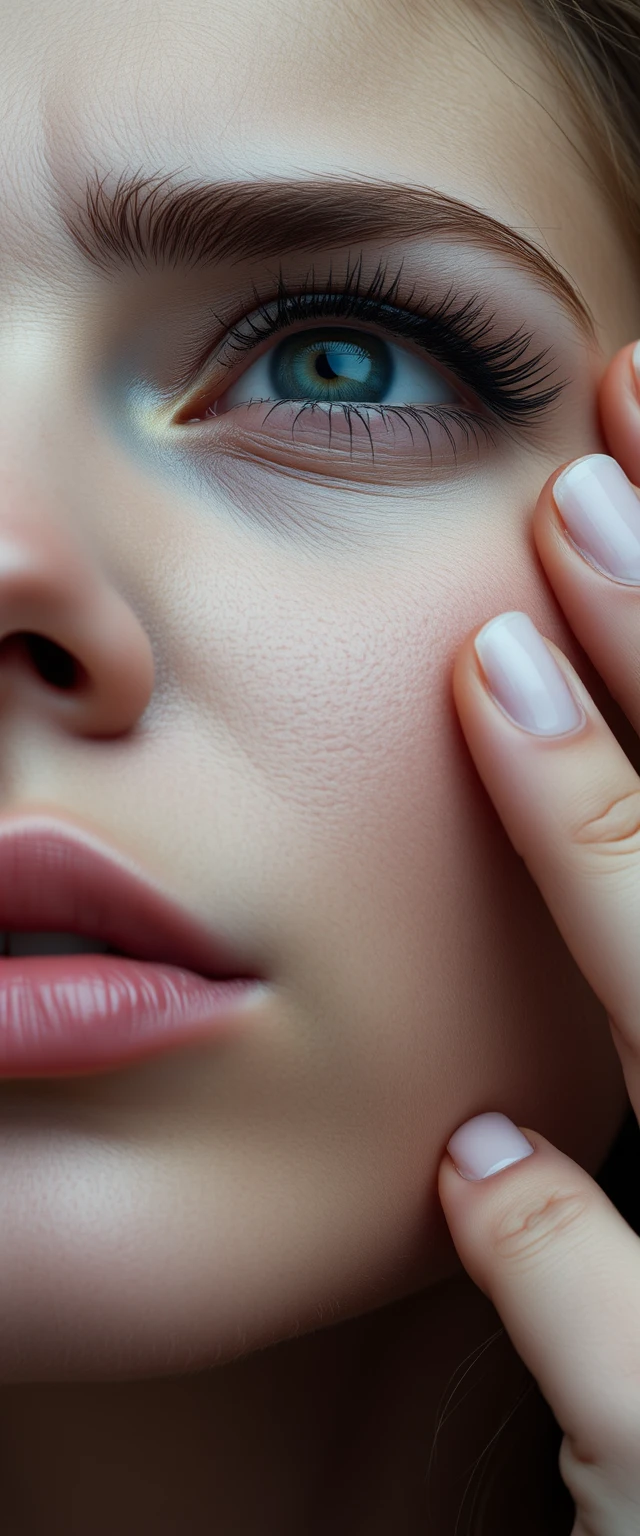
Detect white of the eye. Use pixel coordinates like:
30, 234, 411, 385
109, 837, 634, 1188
222, 335, 461, 407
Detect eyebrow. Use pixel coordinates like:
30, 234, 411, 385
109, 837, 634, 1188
63, 169, 594, 337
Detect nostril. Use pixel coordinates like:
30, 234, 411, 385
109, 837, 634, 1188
21, 634, 83, 691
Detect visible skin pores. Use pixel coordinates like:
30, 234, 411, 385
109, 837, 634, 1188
0, 0, 638, 1531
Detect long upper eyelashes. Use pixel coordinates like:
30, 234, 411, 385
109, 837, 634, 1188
185, 255, 569, 428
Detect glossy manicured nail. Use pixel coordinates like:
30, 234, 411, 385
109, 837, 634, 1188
474, 611, 584, 735
447, 1112, 534, 1181
632, 340, 640, 392
553, 454, 640, 583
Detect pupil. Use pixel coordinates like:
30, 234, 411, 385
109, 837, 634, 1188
315, 351, 340, 381
270, 327, 393, 403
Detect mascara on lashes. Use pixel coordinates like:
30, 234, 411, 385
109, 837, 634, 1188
186, 256, 569, 428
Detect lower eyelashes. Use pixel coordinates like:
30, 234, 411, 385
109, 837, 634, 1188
178, 323, 490, 475
184, 397, 498, 483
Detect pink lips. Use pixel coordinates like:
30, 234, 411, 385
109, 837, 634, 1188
0, 817, 265, 1077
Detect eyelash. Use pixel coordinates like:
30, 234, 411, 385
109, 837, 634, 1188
210, 253, 567, 431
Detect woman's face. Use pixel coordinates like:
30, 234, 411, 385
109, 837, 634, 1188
0, 0, 638, 1379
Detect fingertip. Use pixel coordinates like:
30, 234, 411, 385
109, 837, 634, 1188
437, 1118, 539, 1238
446, 1112, 535, 1183
532, 339, 640, 529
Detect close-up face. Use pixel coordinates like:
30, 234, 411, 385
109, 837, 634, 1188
0, 0, 638, 1382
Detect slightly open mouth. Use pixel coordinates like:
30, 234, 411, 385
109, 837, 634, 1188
0, 931, 115, 958
0, 930, 262, 1076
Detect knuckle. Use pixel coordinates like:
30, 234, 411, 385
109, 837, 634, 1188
489, 1186, 589, 1269
571, 787, 640, 860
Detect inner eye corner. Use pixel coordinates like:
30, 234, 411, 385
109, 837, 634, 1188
172, 394, 211, 426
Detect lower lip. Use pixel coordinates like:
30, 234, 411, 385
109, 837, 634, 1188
0, 957, 265, 1077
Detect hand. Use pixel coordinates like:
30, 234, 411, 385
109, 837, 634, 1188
438, 340, 640, 1535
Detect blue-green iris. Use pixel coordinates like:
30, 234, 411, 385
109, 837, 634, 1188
268, 327, 393, 403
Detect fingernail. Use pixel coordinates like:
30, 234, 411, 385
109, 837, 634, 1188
474, 611, 584, 735
447, 1112, 534, 1181
632, 341, 640, 392
553, 453, 640, 583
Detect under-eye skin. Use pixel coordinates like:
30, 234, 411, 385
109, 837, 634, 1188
171, 255, 569, 472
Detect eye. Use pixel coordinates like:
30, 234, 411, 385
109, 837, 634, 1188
171, 271, 566, 483
218, 324, 462, 411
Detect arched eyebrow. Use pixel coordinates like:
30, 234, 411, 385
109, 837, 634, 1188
64, 168, 594, 338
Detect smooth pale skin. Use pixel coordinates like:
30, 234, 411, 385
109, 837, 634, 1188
0, 0, 638, 1530
440, 346, 640, 1534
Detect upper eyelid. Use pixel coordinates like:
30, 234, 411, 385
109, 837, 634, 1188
178, 282, 420, 390
182, 256, 506, 372
176, 293, 442, 410
215, 298, 445, 367
190, 278, 509, 378
66, 169, 595, 343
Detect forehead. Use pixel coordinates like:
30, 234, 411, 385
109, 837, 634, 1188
3, 0, 559, 195
0, 0, 637, 334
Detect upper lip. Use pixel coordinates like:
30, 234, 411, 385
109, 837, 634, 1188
0, 815, 255, 979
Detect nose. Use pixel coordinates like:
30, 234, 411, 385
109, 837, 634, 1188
0, 509, 154, 737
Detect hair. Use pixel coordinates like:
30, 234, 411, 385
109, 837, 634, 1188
521, 1, 640, 241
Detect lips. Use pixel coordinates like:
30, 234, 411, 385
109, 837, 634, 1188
0, 817, 252, 976
0, 816, 264, 1077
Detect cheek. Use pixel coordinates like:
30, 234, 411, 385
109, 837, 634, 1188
177, 483, 625, 1243
110, 460, 626, 1344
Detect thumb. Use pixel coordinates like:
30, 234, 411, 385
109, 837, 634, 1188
438, 1111, 640, 1467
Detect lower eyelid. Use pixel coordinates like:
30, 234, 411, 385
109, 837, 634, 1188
178, 397, 498, 482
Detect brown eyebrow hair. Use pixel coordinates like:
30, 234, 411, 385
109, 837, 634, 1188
64, 169, 594, 336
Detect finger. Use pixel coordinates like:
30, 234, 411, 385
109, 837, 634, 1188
531, 455, 640, 738
451, 612, 640, 1081
438, 1115, 640, 1476
598, 342, 640, 486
